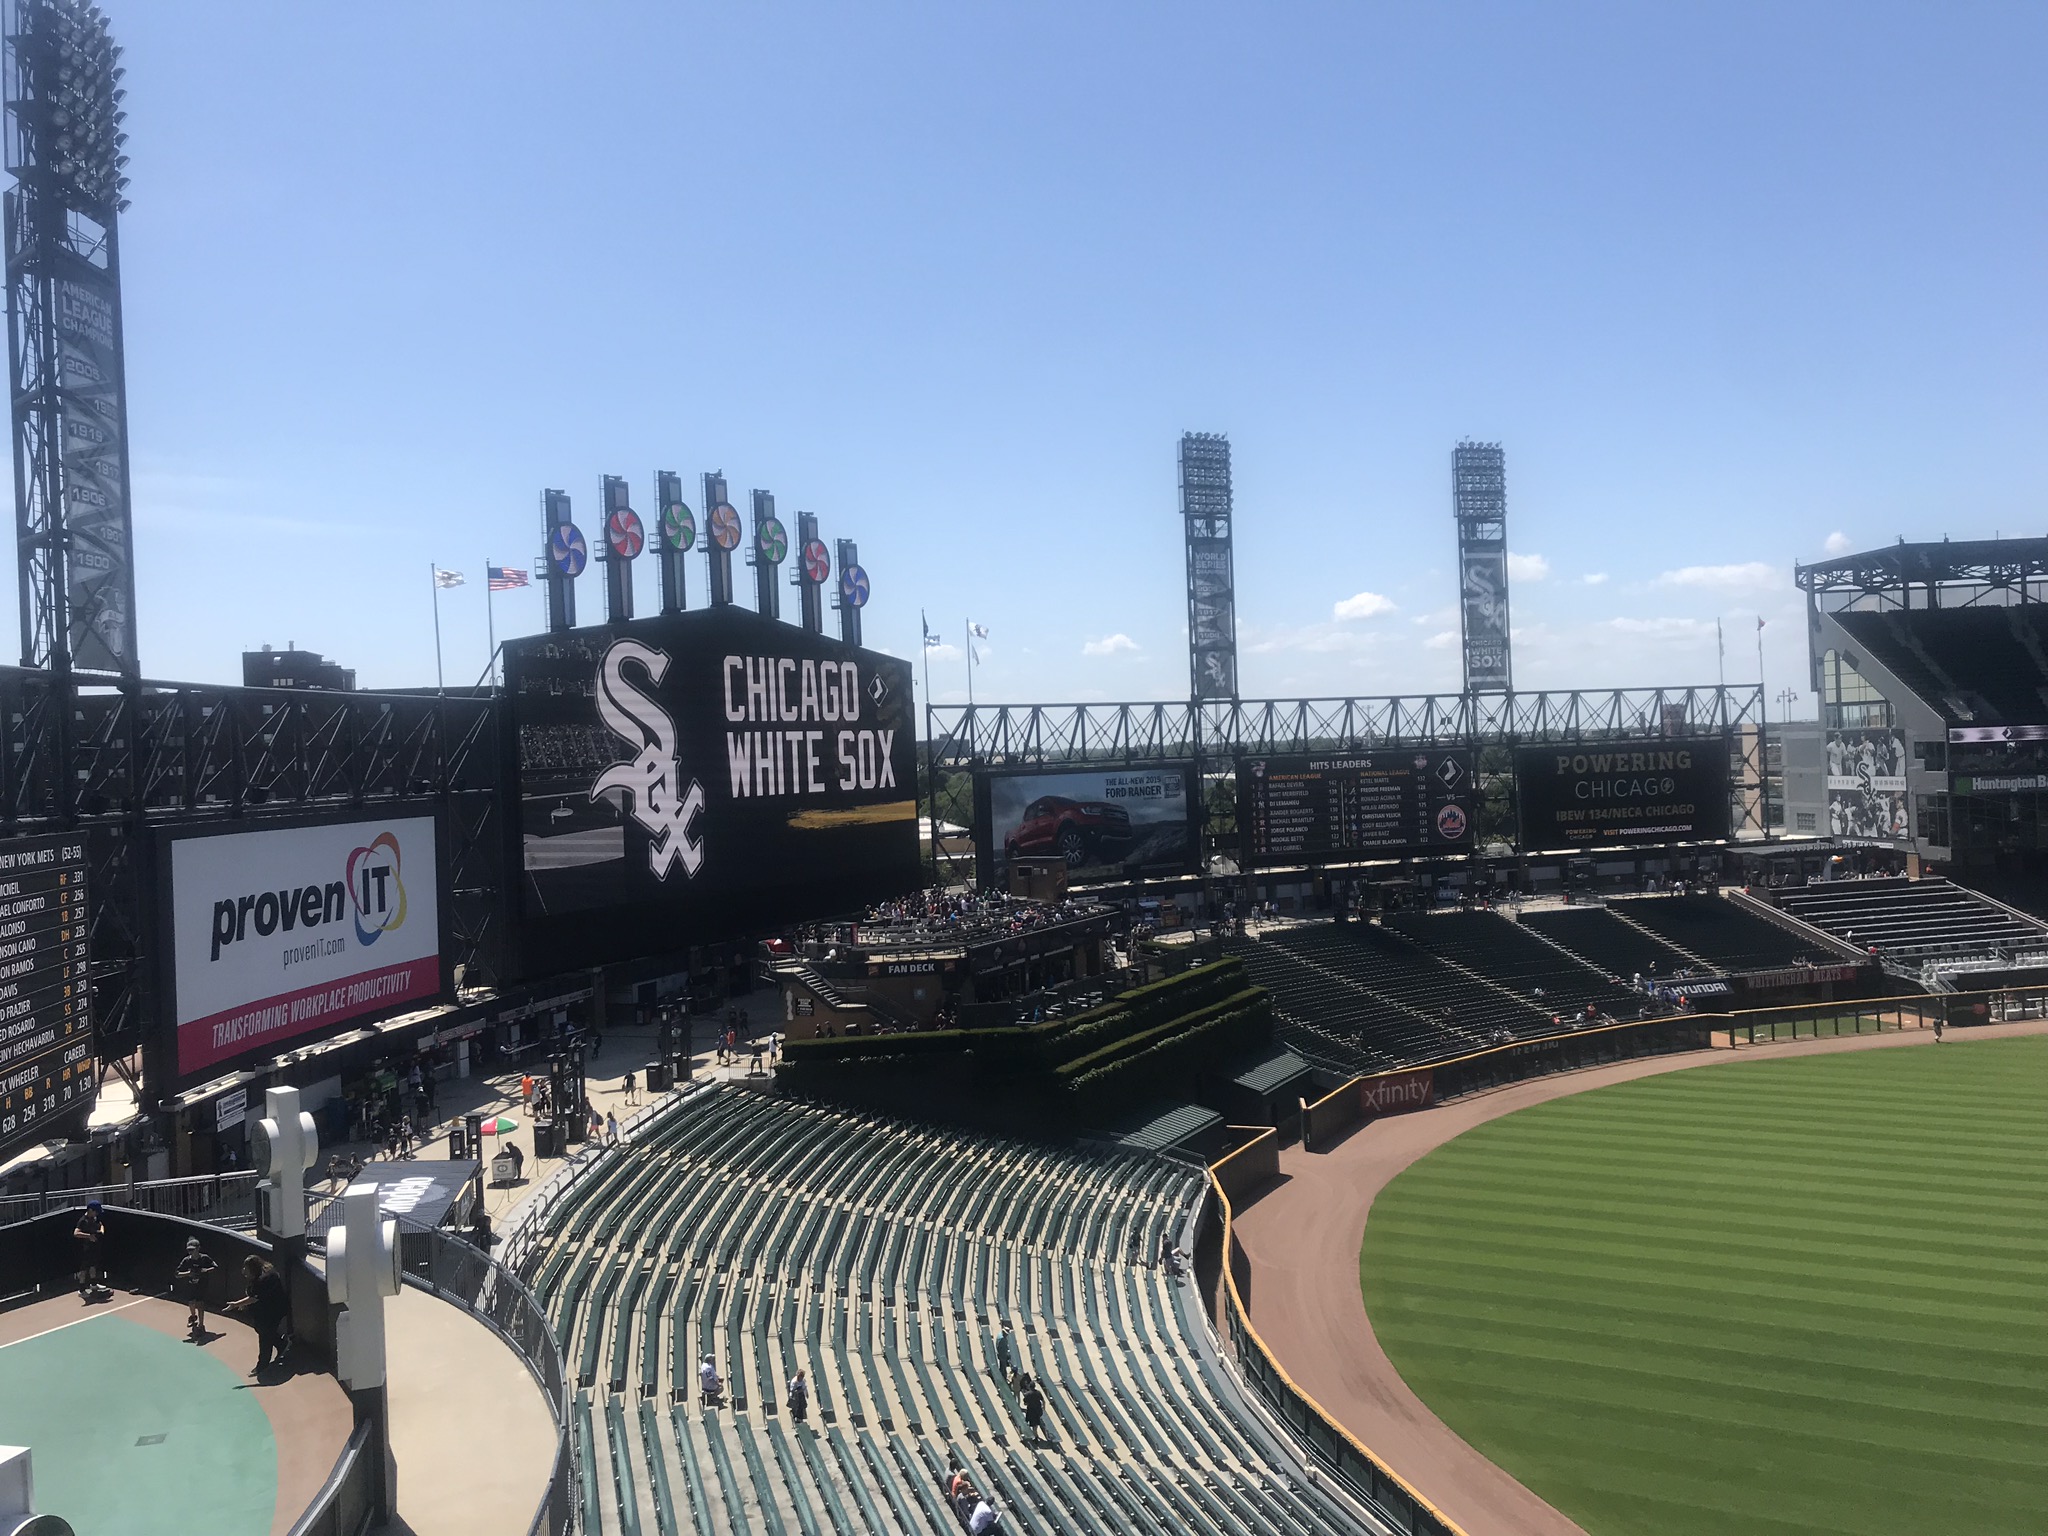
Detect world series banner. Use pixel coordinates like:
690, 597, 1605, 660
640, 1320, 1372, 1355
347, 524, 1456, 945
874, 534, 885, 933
55, 273, 136, 673
169, 816, 442, 1083
505, 607, 921, 972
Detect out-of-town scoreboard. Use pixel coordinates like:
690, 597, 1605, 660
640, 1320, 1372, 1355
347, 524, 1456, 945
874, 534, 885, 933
0, 835, 93, 1158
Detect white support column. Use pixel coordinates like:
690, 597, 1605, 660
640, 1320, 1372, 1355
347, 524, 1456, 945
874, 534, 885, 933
327, 1184, 401, 1390
252, 1086, 319, 1244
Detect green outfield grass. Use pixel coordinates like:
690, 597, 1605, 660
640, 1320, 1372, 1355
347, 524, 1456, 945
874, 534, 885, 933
1361, 1036, 2048, 1536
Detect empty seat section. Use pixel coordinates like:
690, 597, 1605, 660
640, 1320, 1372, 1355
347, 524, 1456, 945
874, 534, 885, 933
535, 1084, 1375, 1535
1615, 893, 1827, 970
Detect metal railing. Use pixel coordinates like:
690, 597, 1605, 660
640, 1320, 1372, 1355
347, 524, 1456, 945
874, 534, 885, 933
0, 1169, 258, 1228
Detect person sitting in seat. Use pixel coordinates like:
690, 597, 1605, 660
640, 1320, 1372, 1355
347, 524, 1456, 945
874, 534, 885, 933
699, 1354, 724, 1405
969, 1497, 1000, 1534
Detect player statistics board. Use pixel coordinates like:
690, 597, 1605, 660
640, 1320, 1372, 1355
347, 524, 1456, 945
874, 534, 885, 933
1236, 750, 1477, 865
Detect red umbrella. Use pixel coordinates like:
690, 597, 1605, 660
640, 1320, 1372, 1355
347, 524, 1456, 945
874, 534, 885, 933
478, 1115, 518, 1136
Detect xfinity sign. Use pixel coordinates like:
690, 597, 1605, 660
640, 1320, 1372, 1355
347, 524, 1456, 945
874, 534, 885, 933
170, 817, 442, 1081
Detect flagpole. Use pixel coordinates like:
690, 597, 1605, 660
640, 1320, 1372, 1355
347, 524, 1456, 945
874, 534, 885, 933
965, 618, 974, 708
485, 558, 498, 688
1756, 617, 1770, 837
431, 563, 445, 694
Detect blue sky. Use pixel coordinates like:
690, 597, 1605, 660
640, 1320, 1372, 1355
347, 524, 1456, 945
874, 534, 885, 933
62, 2, 2048, 714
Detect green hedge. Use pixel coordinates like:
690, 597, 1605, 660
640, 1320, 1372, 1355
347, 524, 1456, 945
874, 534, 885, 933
1064, 996, 1272, 1119
1053, 986, 1267, 1081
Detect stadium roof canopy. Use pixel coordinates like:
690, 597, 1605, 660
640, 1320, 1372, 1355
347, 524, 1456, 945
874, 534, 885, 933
1797, 537, 2048, 604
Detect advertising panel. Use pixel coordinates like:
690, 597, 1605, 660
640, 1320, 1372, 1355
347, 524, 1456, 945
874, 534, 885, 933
0, 835, 93, 1161
1825, 729, 1909, 842
168, 816, 442, 1083
1236, 750, 1477, 865
1459, 549, 1511, 690
55, 272, 135, 673
977, 764, 1197, 885
507, 607, 920, 970
1515, 739, 1732, 848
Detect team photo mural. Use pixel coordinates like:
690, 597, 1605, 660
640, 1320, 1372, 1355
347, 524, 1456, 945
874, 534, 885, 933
506, 607, 920, 971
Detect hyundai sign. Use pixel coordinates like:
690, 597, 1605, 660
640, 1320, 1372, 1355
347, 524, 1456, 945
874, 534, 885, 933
168, 816, 442, 1081
505, 607, 920, 971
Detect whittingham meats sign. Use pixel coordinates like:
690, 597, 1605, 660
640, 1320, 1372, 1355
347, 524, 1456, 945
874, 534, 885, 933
169, 816, 441, 1079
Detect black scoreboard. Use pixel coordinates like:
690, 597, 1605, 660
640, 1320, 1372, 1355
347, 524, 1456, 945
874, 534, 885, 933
1237, 750, 1478, 865
0, 834, 92, 1160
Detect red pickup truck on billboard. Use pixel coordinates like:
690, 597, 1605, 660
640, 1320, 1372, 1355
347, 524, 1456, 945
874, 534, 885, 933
1004, 794, 1135, 868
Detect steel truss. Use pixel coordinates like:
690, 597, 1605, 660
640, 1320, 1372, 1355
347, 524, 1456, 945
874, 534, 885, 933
0, 666, 505, 1063
927, 684, 1765, 767
1796, 538, 2048, 610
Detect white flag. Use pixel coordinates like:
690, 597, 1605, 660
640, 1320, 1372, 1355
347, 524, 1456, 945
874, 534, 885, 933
434, 568, 465, 589
969, 622, 989, 639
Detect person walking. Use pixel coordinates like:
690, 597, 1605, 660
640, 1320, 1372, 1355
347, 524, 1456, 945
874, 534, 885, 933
1934, 1015, 1946, 1043
786, 1367, 809, 1424
606, 1111, 621, 1147
1022, 1379, 1045, 1443
175, 1237, 218, 1339
994, 1324, 1016, 1386
622, 1070, 637, 1105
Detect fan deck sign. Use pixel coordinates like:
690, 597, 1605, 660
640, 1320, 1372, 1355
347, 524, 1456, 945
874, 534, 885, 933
506, 608, 920, 973
170, 817, 441, 1078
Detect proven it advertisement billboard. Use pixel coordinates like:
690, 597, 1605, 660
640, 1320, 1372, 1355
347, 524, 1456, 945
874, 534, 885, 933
1515, 740, 1732, 848
505, 607, 919, 970
167, 816, 443, 1083
975, 764, 1198, 885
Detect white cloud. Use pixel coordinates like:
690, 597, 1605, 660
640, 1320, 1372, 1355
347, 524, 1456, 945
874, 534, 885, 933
1333, 591, 1397, 621
1423, 630, 1459, 650
1824, 531, 1852, 556
1654, 561, 1781, 593
1081, 633, 1139, 657
1581, 572, 1609, 585
925, 642, 963, 662
1506, 552, 1550, 582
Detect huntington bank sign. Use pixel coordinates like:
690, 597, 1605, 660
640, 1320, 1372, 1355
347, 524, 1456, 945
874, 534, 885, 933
169, 817, 441, 1080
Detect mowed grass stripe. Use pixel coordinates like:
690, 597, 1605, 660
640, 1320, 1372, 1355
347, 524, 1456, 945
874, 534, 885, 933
1361, 1036, 2048, 1536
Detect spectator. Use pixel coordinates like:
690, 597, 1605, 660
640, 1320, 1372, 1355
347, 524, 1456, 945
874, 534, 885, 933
226, 1256, 292, 1371
74, 1200, 108, 1299
622, 1070, 637, 1105
1022, 1380, 1046, 1442
969, 1498, 999, 1535
606, 1111, 621, 1147
175, 1237, 217, 1339
520, 1073, 535, 1107
994, 1324, 1015, 1385
786, 1367, 808, 1424
504, 1141, 525, 1181
397, 1115, 415, 1159
699, 1355, 723, 1405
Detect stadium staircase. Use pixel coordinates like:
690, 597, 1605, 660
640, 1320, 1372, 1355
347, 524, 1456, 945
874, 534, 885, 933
522, 1085, 1371, 1536
1607, 894, 1833, 972
1518, 905, 1705, 981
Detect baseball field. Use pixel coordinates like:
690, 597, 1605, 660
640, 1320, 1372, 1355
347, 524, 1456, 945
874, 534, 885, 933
1360, 1035, 2048, 1536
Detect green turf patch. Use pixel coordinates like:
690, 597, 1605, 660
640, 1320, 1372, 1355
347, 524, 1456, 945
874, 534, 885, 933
1361, 1037, 2048, 1536
0, 1312, 276, 1536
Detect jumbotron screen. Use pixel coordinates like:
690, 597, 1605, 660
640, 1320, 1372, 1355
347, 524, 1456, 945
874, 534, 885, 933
505, 607, 920, 973
1515, 739, 1732, 847
1236, 750, 1477, 865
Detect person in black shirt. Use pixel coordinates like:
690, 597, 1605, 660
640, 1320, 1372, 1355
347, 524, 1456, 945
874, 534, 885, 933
73, 1201, 108, 1299
175, 1237, 219, 1340
226, 1256, 292, 1371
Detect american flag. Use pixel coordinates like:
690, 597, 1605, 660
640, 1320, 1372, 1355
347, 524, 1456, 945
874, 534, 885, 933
488, 565, 529, 591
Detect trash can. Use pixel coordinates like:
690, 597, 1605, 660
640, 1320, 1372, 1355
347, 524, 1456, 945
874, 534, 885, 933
534, 1118, 564, 1159
645, 1059, 669, 1094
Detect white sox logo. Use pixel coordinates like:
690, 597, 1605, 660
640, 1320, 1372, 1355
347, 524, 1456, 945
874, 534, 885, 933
592, 640, 706, 880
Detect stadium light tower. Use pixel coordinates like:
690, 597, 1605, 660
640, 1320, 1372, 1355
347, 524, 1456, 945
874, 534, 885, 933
5, 0, 138, 678
1454, 441, 1511, 693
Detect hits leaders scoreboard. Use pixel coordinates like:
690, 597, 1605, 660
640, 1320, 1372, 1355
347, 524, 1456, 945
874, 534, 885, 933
0, 835, 93, 1160
1237, 750, 1477, 864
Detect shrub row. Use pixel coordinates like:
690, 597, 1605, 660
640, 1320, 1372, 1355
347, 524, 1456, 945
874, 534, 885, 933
1063, 996, 1273, 1119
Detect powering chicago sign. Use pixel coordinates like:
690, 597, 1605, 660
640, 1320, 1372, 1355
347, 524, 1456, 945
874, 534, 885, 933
506, 607, 920, 973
